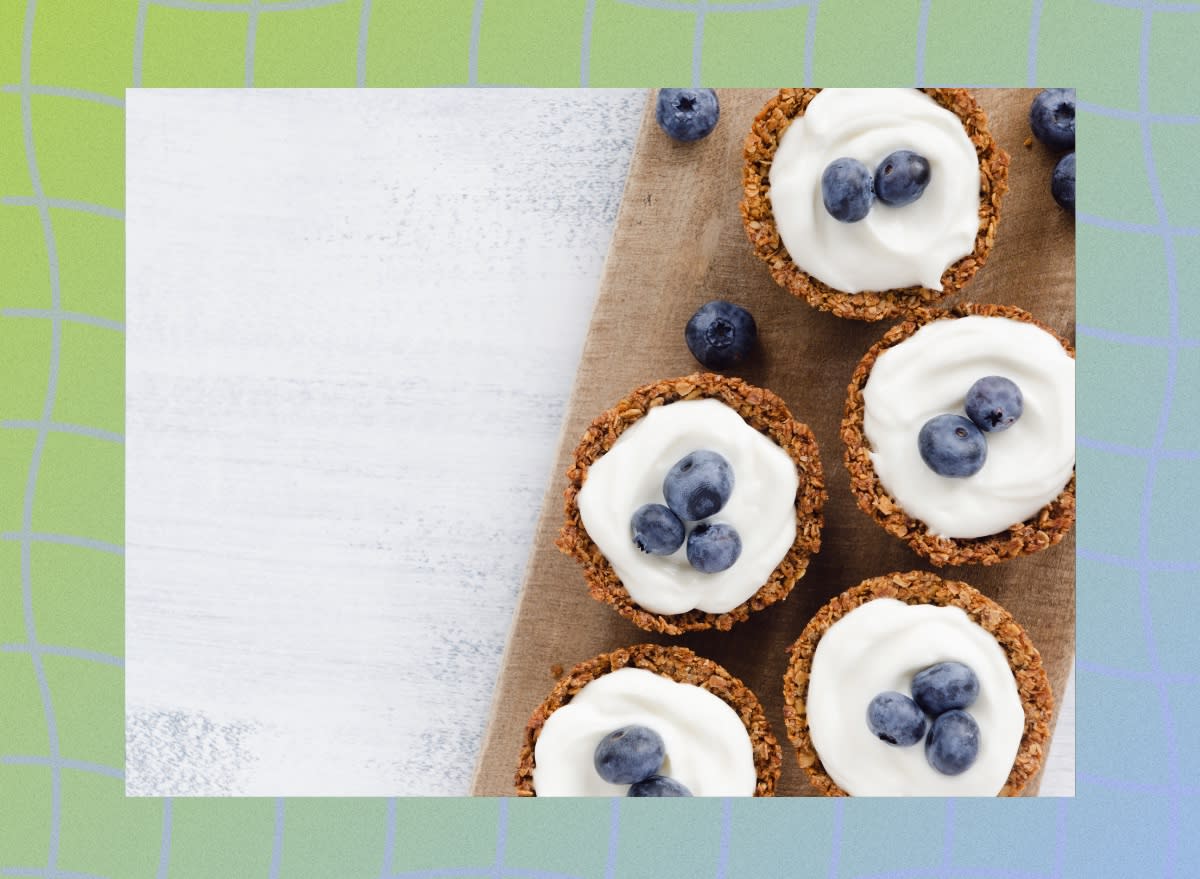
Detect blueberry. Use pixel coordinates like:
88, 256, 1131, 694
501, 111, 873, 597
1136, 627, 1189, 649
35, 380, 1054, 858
925, 709, 981, 776
911, 661, 980, 716
663, 450, 734, 521
873, 150, 931, 207
594, 725, 666, 785
1029, 88, 1076, 152
866, 691, 928, 746
1052, 152, 1075, 214
821, 157, 875, 223
686, 522, 742, 574
918, 414, 987, 478
685, 300, 758, 370
627, 775, 693, 797
630, 504, 685, 556
656, 89, 720, 142
965, 375, 1023, 433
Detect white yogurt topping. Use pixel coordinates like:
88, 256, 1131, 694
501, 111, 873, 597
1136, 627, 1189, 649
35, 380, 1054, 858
807, 598, 1024, 796
532, 667, 757, 796
577, 399, 799, 615
768, 88, 980, 293
862, 316, 1075, 539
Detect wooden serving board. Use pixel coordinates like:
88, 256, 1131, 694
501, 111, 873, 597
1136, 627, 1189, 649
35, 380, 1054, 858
472, 89, 1074, 797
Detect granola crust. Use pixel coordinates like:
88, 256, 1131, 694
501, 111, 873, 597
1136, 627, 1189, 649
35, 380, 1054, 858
556, 373, 826, 635
841, 302, 1075, 566
515, 643, 782, 796
740, 88, 1010, 322
782, 570, 1053, 797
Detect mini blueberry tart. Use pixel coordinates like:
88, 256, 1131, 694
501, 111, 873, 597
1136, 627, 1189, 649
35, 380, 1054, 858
516, 643, 781, 796
782, 570, 1053, 796
842, 302, 1076, 566
741, 88, 1009, 322
556, 373, 825, 634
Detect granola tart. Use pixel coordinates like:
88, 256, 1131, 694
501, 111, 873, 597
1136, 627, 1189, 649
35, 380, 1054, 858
842, 302, 1076, 566
741, 88, 1009, 322
556, 372, 825, 635
516, 643, 781, 796
782, 570, 1053, 796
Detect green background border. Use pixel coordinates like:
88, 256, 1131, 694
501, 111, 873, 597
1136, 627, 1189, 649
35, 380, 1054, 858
2, 1, 1198, 876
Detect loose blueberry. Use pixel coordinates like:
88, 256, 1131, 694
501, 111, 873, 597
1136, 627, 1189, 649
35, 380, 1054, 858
866, 691, 928, 746
686, 522, 742, 574
594, 725, 666, 785
1029, 88, 1076, 152
685, 300, 758, 370
873, 150, 932, 207
964, 375, 1024, 433
663, 450, 734, 521
918, 414, 987, 478
630, 504, 685, 556
911, 661, 981, 716
925, 709, 981, 776
627, 775, 693, 797
821, 157, 875, 222
656, 89, 720, 142
1052, 152, 1075, 214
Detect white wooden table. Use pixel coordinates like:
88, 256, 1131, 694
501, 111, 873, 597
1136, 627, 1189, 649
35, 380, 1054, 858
125, 89, 1073, 797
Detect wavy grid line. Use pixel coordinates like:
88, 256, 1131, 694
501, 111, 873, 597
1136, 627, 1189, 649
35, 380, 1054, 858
1, 756, 123, 782
580, 0, 596, 86
804, 1, 817, 85
244, 0, 260, 86
5, 2, 67, 874
156, 799, 172, 879
1078, 546, 1200, 572
2, 309, 125, 333
0, 84, 123, 109
1028, 0, 1043, 85
827, 798, 844, 879
1, 643, 124, 669
379, 797, 397, 878
916, 0, 931, 84
357, 0, 372, 87
146, 0, 348, 12
14, 2, 1195, 877
1126, 3, 1186, 874
469, 0, 484, 87
1, 196, 123, 220
1, 532, 124, 555
1077, 210, 1199, 236
605, 798, 619, 879
1078, 99, 1200, 124
1, 421, 123, 444
1077, 323, 1199, 349
269, 798, 285, 879
617, 0, 811, 10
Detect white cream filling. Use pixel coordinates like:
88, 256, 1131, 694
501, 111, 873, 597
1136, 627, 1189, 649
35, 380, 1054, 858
768, 88, 980, 293
807, 598, 1024, 796
862, 315, 1075, 539
531, 667, 757, 797
577, 398, 799, 615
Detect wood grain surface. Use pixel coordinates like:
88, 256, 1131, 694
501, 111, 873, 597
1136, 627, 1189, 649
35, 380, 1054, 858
472, 89, 1075, 797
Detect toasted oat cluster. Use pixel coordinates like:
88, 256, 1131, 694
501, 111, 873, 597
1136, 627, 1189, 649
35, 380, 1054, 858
841, 302, 1076, 566
740, 88, 1009, 322
782, 570, 1053, 797
515, 643, 782, 797
556, 372, 826, 634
